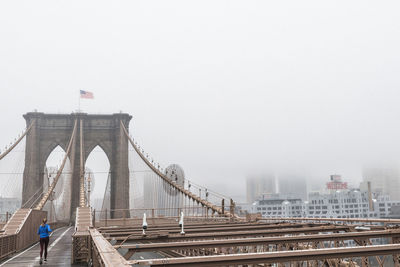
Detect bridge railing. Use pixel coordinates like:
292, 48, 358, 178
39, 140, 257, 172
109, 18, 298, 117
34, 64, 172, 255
0, 234, 17, 260
0, 208, 69, 262
92, 206, 235, 227
0, 212, 15, 231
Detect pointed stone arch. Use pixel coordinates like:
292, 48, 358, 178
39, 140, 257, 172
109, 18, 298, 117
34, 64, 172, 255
22, 112, 132, 218
85, 144, 111, 209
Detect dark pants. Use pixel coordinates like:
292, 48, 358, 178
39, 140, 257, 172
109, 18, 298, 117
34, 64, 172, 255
39, 237, 49, 259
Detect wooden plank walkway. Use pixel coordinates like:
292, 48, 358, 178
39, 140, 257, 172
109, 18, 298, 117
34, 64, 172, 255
0, 226, 85, 267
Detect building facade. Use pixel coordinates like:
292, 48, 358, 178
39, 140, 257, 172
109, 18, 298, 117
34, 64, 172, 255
251, 190, 400, 219
276, 174, 307, 200
362, 167, 400, 201
246, 174, 276, 203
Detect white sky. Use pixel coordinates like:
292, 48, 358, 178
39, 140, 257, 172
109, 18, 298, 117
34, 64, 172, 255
1, 1, 400, 200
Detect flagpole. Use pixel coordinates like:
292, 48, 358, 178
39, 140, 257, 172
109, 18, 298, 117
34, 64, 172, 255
78, 91, 81, 112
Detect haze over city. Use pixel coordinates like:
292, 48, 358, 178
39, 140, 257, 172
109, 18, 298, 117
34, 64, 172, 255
1, 1, 400, 202
2, 1, 400, 266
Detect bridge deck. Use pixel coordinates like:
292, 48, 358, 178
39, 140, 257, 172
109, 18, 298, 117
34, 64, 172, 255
0, 227, 85, 267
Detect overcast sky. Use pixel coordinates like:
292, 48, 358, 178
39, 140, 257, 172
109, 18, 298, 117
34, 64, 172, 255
1, 1, 400, 201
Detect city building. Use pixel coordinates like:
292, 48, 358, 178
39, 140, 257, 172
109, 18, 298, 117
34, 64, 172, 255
250, 175, 400, 219
362, 167, 400, 201
246, 173, 276, 203
305, 190, 400, 219
251, 190, 400, 219
276, 173, 307, 200
250, 193, 304, 217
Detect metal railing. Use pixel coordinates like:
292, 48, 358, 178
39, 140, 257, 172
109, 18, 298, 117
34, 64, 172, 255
0, 212, 13, 223
92, 206, 235, 227
0, 234, 17, 260
0, 208, 67, 262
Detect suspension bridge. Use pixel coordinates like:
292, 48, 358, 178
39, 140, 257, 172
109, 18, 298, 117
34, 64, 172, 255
0, 112, 399, 266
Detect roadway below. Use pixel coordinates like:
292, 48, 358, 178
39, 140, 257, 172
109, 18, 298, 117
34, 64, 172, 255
0, 226, 86, 267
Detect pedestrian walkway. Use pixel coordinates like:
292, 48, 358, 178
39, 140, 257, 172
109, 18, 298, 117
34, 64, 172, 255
0, 226, 85, 267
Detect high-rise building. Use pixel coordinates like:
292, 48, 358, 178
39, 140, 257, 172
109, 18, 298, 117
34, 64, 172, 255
276, 173, 307, 200
246, 174, 276, 203
362, 167, 400, 201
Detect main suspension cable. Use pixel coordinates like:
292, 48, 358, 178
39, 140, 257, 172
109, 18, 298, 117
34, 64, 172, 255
0, 119, 35, 161
120, 121, 233, 217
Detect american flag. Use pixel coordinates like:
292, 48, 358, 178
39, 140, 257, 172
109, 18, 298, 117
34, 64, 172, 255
80, 90, 94, 99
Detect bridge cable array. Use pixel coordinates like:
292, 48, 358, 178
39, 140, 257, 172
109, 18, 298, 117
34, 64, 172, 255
34, 119, 78, 210
120, 121, 235, 218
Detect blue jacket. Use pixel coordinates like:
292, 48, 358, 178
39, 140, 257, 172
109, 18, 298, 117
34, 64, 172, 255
37, 224, 52, 238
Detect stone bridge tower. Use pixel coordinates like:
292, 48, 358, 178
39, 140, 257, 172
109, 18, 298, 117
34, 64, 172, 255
22, 112, 132, 218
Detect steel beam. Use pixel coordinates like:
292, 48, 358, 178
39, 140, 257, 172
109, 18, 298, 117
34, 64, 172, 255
128, 244, 400, 266
108, 225, 351, 242
116, 229, 400, 253
104, 223, 333, 236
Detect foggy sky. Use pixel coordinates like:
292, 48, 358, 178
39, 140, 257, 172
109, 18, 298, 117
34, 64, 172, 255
1, 1, 400, 200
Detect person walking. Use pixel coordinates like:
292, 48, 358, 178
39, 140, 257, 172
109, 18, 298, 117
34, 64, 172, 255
37, 218, 52, 264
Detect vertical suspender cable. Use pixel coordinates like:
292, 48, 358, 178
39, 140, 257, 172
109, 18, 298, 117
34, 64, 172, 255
120, 121, 234, 218
35, 119, 77, 210
79, 119, 86, 207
